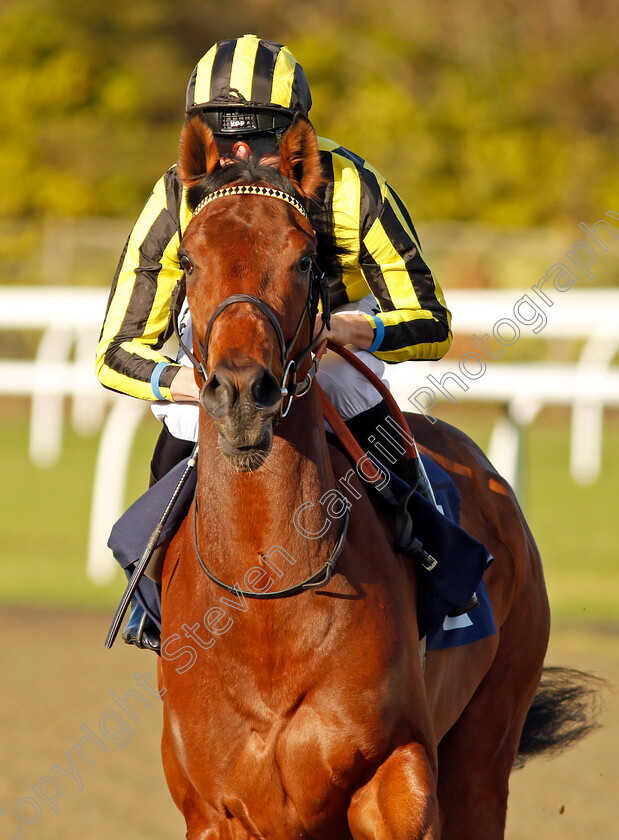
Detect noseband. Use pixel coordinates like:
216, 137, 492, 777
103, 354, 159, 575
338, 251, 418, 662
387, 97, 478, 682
174, 184, 331, 417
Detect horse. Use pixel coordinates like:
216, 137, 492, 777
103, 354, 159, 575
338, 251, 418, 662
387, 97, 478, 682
156, 114, 586, 840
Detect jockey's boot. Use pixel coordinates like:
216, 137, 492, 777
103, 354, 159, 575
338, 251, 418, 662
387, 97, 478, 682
118, 425, 194, 654
449, 593, 479, 615
345, 401, 415, 486
122, 601, 161, 653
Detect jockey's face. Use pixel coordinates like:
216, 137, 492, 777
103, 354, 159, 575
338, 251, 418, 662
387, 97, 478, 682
214, 128, 287, 168
214, 126, 288, 166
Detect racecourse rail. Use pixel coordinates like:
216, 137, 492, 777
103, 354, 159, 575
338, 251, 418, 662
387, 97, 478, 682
1, 285, 618, 586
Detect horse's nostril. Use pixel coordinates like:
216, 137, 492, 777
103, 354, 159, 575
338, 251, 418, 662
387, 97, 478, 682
250, 368, 282, 411
200, 370, 238, 418
201, 364, 280, 420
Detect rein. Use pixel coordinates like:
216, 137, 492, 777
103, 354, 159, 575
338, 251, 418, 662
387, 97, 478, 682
192, 496, 349, 599
324, 346, 437, 571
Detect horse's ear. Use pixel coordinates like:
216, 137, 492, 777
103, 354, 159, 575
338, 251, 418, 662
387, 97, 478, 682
179, 115, 220, 187
279, 114, 324, 201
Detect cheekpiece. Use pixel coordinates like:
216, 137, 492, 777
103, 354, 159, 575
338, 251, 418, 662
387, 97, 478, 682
193, 185, 308, 219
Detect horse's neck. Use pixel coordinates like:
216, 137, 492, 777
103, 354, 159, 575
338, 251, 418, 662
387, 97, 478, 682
195, 389, 334, 577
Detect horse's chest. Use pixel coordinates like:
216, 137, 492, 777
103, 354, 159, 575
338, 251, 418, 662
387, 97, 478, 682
167, 680, 396, 837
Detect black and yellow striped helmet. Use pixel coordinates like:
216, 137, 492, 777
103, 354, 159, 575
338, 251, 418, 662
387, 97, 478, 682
185, 35, 312, 135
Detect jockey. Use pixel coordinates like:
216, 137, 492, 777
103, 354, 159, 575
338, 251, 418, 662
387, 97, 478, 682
96, 35, 452, 651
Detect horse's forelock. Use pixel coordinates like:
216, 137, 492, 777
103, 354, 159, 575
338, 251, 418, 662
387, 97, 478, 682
184, 157, 349, 280
186, 160, 301, 214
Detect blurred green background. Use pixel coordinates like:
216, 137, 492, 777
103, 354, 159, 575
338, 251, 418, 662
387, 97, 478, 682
2, 0, 618, 226
1, 0, 618, 628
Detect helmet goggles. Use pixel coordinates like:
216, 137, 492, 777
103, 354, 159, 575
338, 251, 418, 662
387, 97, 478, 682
192, 106, 294, 138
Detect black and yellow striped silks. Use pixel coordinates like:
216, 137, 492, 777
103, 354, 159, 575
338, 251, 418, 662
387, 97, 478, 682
185, 35, 312, 116
96, 140, 452, 402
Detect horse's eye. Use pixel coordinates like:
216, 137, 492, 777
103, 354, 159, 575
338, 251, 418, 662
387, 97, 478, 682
180, 254, 193, 274
299, 256, 313, 274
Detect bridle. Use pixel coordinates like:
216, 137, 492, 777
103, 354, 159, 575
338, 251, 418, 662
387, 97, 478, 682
172, 184, 332, 418
174, 181, 350, 600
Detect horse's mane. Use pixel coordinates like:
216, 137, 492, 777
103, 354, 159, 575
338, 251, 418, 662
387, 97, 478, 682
186, 159, 296, 209
185, 159, 348, 279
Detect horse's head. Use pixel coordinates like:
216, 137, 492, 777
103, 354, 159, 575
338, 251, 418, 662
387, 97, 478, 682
178, 114, 325, 471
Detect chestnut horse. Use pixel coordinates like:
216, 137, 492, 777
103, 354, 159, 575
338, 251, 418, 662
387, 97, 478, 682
158, 115, 551, 840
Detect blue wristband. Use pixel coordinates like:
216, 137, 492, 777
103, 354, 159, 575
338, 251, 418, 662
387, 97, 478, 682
150, 362, 168, 400
367, 316, 385, 353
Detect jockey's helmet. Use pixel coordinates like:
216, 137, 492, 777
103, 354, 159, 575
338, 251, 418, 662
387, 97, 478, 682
185, 35, 312, 139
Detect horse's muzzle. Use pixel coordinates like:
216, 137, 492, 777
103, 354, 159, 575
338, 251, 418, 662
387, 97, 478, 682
200, 362, 281, 470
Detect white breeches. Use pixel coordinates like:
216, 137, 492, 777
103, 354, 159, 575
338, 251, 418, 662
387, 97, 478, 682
151, 295, 390, 442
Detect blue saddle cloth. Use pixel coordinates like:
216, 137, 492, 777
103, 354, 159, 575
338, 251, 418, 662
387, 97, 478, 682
406, 456, 496, 650
109, 452, 495, 647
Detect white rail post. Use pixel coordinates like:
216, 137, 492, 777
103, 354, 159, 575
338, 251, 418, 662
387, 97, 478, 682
72, 327, 108, 435
86, 397, 147, 585
570, 335, 619, 484
29, 327, 75, 467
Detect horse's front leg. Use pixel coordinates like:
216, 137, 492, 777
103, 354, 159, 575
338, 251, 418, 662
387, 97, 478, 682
347, 743, 440, 840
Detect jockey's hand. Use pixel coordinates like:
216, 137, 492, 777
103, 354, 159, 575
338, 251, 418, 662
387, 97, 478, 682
170, 366, 201, 402
313, 311, 374, 350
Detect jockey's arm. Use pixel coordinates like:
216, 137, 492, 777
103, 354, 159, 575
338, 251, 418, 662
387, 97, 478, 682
314, 310, 374, 349
359, 181, 452, 364
96, 168, 193, 404
169, 366, 201, 402
313, 141, 451, 364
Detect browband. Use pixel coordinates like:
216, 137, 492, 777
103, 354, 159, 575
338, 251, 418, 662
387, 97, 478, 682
193, 185, 308, 219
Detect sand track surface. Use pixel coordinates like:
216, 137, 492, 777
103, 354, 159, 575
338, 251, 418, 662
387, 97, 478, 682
0, 607, 616, 839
